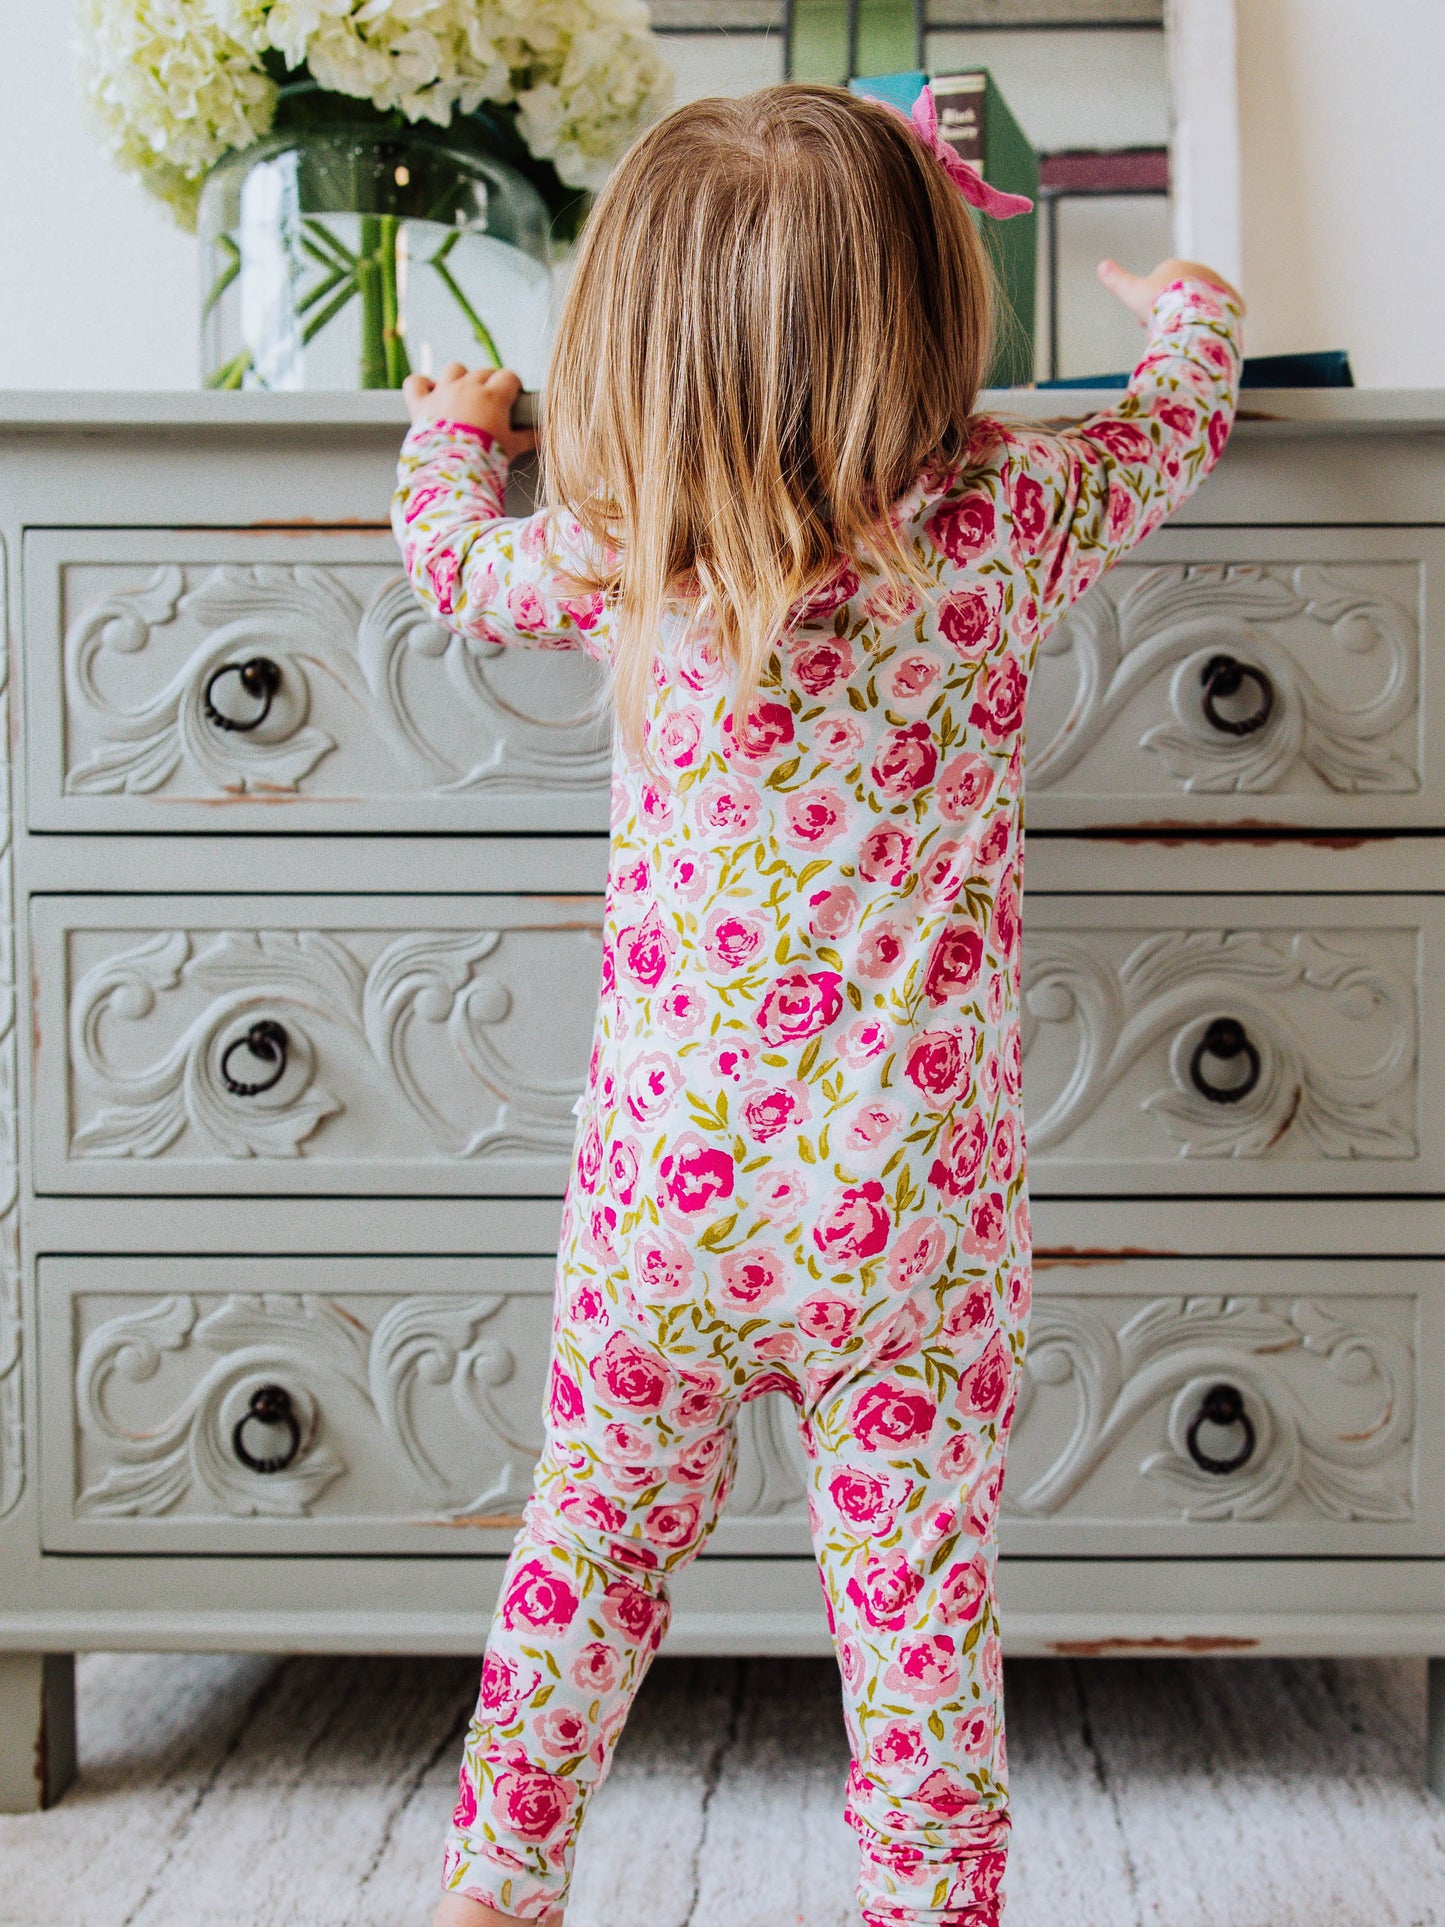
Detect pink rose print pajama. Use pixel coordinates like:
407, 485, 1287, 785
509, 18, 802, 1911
394, 280, 1243, 1925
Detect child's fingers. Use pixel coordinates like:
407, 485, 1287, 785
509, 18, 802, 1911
439, 361, 470, 383
402, 373, 435, 401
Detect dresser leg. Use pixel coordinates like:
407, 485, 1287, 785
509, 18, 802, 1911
1427, 1658, 1445, 1800
0, 1653, 76, 1811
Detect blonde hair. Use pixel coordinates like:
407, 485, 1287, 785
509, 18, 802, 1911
542, 84, 995, 750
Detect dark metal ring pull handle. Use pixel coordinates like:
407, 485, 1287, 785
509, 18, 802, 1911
1200, 654, 1274, 736
220, 1019, 289, 1096
1185, 1381, 1257, 1475
231, 1383, 302, 1474
203, 656, 281, 732
1189, 1016, 1261, 1106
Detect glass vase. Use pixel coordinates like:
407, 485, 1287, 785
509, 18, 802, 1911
197, 123, 554, 391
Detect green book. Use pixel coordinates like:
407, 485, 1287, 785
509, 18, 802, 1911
845, 67, 1040, 389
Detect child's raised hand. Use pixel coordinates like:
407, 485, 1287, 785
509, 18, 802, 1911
402, 362, 537, 458
1098, 256, 1245, 325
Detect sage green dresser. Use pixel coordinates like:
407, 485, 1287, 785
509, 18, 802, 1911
3, 390, 1445, 1810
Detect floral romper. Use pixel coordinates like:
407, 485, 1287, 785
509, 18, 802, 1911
394, 278, 1242, 1926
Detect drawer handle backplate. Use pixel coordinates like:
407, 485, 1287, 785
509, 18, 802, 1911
204, 656, 282, 732
1188, 1017, 1261, 1105
220, 1019, 289, 1096
232, 1383, 302, 1474
1185, 1382, 1256, 1475
1200, 653, 1273, 736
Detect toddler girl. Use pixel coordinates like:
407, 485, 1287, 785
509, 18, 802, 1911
394, 82, 1242, 1927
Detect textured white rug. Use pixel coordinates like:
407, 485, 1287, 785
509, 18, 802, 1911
2, 1651, 1444, 1927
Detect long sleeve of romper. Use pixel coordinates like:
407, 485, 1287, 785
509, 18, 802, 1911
987, 276, 1244, 636
392, 417, 611, 657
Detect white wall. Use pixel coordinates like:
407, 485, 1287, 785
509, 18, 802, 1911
1236, 0, 1444, 386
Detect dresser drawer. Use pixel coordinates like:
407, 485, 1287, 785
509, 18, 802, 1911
1026, 525, 1444, 831
31, 895, 602, 1196
23, 529, 610, 834
1001, 1257, 1443, 1558
1023, 894, 1439, 1194
37, 1255, 808, 1556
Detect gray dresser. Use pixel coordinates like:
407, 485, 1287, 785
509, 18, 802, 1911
3, 390, 1445, 1810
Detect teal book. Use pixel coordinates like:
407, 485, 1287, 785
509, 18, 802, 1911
851, 69, 1039, 388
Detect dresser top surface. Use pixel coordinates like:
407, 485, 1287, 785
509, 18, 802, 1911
0, 389, 1442, 437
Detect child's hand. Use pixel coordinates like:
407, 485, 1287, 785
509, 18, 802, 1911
1098, 257, 1245, 325
402, 362, 537, 459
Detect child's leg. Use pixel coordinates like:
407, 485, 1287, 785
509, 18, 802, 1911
807, 1307, 1021, 1927
440, 1305, 737, 1923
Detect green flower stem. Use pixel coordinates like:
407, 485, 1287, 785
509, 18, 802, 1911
302, 217, 357, 269
428, 233, 502, 368
205, 347, 253, 390
378, 213, 411, 387
202, 234, 241, 321
298, 262, 350, 317
302, 276, 362, 346
357, 214, 388, 388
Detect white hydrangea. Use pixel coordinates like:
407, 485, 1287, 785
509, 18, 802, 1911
75, 0, 277, 227
76, 0, 674, 221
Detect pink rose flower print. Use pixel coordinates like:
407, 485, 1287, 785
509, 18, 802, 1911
673, 1430, 728, 1484
928, 1108, 989, 1200
548, 1363, 585, 1428
644, 1499, 702, 1549
837, 1017, 893, 1067
632, 1228, 694, 1300
478, 1650, 526, 1722
696, 776, 761, 839
956, 1330, 1013, 1418
872, 1721, 928, 1769
1008, 468, 1050, 550
784, 785, 848, 847
427, 549, 462, 613
658, 982, 707, 1037
811, 714, 864, 766
617, 906, 676, 988
797, 1291, 859, 1346
955, 1709, 994, 1757
599, 1576, 666, 1647
916, 1767, 981, 1820
590, 1330, 677, 1413
846, 1549, 924, 1631
990, 865, 1022, 961
755, 970, 843, 1046
975, 813, 1011, 871
809, 885, 859, 940
937, 1554, 989, 1626
662, 1125, 739, 1217
703, 909, 767, 973
962, 1190, 1008, 1259
740, 1081, 810, 1143
623, 1050, 683, 1123
755, 1167, 807, 1222
507, 584, 549, 633
904, 1027, 974, 1105
844, 1101, 900, 1151
673, 1363, 726, 1428
969, 654, 1027, 744
501, 1558, 579, 1634
857, 825, 915, 886
848, 1379, 937, 1451
936, 752, 995, 822
937, 583, 1002, 660
941, 1282, 994, 1352
856, 920, 908, 980
813, 1181, 891, 1264
939, 1429, 982, 1481
791, 562, 860, 625
918, 840, 970, 907
558, 1483, 626, 1535
926, 493, 997, 565
791, 637, 856, 696
490, 1764, 575, 1843
655, 707, 702, 768
449, 1769, 481, 1844
881, 1634, 960, 1704
724, 699, 795, 764
719, 1244, 787, 1310
1088, 417, 1154, 462
885, 1216, 947, 1293
888, 653, 940, 706
923, 923, 985, 1005
607, 1135, 641, 1205
870, 721, 938, 798
669, 850, 711, 900
534, 1707, 590, 1758
827, 1466, 909, 1527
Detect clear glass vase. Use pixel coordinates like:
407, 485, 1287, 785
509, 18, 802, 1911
197, 123, 554, 391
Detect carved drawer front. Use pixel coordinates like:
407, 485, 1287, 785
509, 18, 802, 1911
37, 1255, 812, 1556
1022, 894, 1439, 1194
24, 529, 610, 833
1000, 1257, 1444, 1558
31, 895, 603, 1196
1026, 526, 1444, 830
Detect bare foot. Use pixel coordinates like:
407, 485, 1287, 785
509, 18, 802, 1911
433, 1895, 563, 1927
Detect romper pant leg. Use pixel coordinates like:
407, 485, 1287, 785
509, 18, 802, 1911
442, 1296, 738, 1919
806, 1293, 1022, 1927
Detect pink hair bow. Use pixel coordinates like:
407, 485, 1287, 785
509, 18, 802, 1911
896, 83, 1034, 220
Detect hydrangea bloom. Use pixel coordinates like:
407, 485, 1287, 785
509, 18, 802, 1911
75, 0, 674, 225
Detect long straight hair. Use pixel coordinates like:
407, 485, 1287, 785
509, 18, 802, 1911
542, 84, 995, 750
